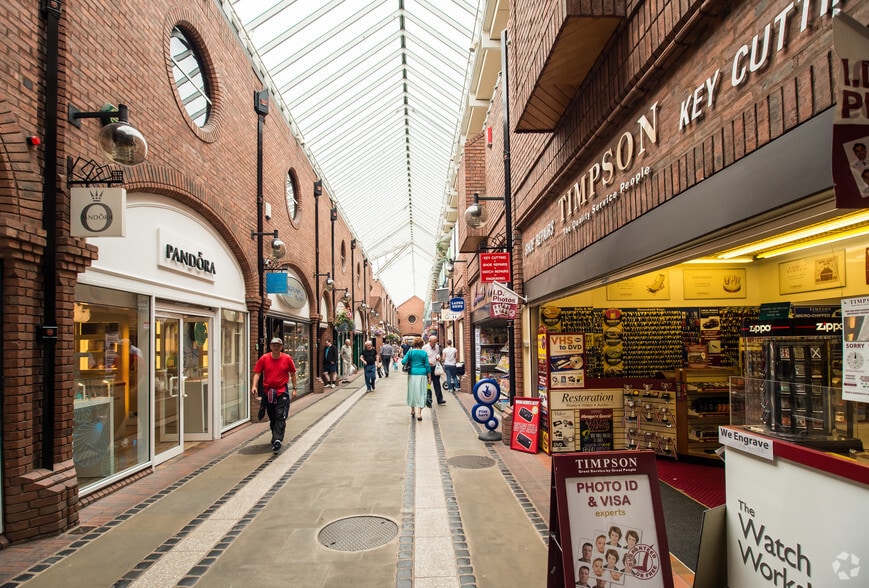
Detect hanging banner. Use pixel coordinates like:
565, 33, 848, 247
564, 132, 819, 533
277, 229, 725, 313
480, 252, 511, 283
490, 281, 519, 319
832, 12, 869, 207
70, 187, 126, 237
266, 272, 288, 293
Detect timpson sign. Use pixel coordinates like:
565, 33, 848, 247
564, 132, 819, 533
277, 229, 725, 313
524, 0, 841, 258
524, 100, 659, 257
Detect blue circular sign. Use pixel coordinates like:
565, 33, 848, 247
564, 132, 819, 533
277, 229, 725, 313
472, 404, 493, 423
473, 378, 500, 404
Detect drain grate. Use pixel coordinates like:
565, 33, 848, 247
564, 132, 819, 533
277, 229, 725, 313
447, 455, 496, 469
318, 516, 398, 552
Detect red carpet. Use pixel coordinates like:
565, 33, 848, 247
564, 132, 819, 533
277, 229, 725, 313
655, 458, 725, 508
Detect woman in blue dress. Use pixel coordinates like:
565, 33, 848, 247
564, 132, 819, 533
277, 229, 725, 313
402, 337, 431, 421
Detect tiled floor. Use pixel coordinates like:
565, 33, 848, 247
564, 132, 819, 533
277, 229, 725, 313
0, 375, 698, 587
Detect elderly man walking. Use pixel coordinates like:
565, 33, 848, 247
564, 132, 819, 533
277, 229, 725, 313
422, 335, 445, 406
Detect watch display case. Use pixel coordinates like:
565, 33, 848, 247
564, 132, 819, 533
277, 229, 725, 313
736, 319, 864, 455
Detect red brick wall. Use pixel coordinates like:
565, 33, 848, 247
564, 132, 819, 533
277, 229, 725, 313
0, 0, 362, 543
509, 0, 865, 282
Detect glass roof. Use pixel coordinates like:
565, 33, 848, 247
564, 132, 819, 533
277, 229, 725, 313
225, 0, 483, 305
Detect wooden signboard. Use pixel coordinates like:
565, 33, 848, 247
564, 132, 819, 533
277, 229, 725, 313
547, 451, 673, 588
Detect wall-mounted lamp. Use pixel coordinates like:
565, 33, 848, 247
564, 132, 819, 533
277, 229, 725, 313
251, 229, 286, 264
68, 103, 148, 166
314, 272, 334, 292
464, 192, 504, 229
335, 287, 351, 302
443, 257, 468, 278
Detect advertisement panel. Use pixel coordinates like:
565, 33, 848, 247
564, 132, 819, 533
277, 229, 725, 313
549, 451, 673, 587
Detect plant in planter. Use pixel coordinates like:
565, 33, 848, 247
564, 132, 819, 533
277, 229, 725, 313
334, 308, 355, 334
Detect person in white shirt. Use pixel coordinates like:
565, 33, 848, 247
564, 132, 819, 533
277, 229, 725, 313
441, 340, 459, 392
422, 335, 445, 405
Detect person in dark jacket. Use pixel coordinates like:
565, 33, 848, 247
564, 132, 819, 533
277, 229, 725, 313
322, 339, 338, 388
359, 340, 380, 392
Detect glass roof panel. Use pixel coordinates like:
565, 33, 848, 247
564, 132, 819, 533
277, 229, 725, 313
226, 0, 482, 304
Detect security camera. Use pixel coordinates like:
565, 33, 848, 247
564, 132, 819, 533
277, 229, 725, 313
264, 202, 272, 221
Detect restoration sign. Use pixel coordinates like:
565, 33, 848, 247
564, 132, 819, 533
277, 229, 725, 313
549, 451, 673, 587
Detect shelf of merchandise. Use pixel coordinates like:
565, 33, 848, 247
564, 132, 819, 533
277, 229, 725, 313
675, 368, 738, 460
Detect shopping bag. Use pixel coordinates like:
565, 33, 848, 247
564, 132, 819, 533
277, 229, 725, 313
434, 362, 445, 377
377, 365, 385, 378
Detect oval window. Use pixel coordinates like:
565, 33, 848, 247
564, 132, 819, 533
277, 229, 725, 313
170, 27, 211, 127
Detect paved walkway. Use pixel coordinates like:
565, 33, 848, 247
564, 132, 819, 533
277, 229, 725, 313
0, 373, 696, 587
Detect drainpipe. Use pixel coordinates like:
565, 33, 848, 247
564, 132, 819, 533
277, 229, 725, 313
39, 0, 62, 470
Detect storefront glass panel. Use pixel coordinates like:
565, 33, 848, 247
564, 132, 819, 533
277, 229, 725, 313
269, 318, 310, 393
74, 285, 150, 490
221, 309, 249, 428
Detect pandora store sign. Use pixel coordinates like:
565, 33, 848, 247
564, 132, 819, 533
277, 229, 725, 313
70, 187, 126, 237
157, 228, 217, 282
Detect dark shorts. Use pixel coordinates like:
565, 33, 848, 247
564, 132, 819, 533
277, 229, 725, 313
324, 364, 337, 373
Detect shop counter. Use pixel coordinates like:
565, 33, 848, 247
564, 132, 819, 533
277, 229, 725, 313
720, 426, 868, 586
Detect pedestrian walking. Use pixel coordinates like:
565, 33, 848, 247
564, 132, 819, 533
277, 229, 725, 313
441, 339, 459, 392
322, 339, 338, 388
402, 337, 431, 420
340, 339, 354, 382
359, 340, 380, 391
379, 341, 394, 376
423, 335, 445, 406
251, 337, 298, 453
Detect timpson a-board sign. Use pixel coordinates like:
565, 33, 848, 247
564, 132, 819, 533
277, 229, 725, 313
524, 1, 840, 260
548, 451, 673, 588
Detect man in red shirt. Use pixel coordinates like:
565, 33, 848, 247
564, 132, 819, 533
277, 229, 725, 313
252, 338, 298, 453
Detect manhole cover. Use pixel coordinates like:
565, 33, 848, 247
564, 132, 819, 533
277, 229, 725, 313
447, 455, 496, 469
318, 516, 398, 552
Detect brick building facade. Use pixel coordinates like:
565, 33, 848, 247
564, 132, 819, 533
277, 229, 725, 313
0, 0, 390, 544
450, 0, 867, 454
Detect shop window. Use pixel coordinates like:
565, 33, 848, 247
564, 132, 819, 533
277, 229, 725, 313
269, 319, 311, 394
220, 309, 249, 428
74, 285, 151, 492
170, 26, 212, 127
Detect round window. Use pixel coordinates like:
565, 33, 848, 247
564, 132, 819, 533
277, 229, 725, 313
170, 27, 211, 127
407, 315, 418, 324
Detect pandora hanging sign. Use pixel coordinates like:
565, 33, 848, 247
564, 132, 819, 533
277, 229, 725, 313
70, 187, 126, 237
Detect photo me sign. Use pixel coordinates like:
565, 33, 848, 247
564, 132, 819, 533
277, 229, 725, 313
548, 451, 673, 588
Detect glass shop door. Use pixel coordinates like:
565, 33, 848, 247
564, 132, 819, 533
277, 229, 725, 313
153, 312, 212, 464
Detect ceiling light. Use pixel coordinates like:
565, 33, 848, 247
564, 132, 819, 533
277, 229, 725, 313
754, 226, 869, 259
685, 257, 754, 264
717, 210, 869, 259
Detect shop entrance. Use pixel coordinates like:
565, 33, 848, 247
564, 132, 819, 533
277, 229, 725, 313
154, 311, 212, 463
